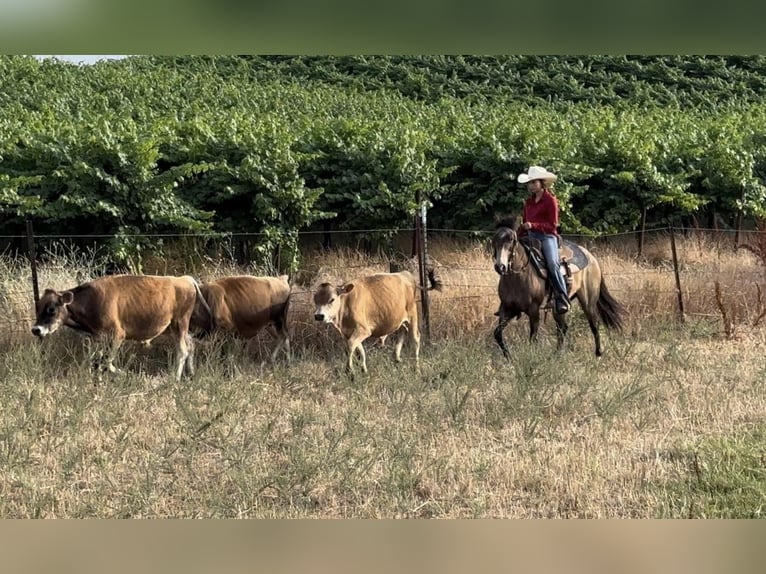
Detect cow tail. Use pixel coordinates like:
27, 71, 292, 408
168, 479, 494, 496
426, 261, 444, 292
279, 290, 292, 334
275, 276, 292, 339
191, 278, 215, 331
396, 255, 444, 292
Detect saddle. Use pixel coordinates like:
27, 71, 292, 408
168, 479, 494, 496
519, 236, 589, 293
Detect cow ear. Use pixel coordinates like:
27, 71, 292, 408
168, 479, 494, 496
61, 291, 74, 305
339, 284, 354, 295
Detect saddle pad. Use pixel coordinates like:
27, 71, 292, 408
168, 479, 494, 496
526, 239, 589, 279
561, 239, 589, 270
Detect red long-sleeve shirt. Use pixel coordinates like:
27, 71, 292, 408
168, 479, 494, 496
521, 189, 560, 236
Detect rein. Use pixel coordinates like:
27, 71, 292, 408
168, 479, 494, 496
508, 237, 530, 274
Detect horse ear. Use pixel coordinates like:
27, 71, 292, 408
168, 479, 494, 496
494, 213, 522, 230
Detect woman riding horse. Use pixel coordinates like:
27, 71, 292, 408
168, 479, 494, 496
517, 166, 570, 314
491, 166, 626, 357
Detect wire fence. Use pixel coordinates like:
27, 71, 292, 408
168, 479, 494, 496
2, 224, 766, 340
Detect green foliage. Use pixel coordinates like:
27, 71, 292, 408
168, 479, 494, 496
3, 55, 766, 266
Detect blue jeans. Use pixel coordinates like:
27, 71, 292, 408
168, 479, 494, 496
528, 231, 569, 301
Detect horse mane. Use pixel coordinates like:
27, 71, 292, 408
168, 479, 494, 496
494, 214, 522, 231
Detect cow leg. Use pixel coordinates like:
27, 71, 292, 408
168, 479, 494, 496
267, 324, 291, 363
272, 334, 291, 363
410, 321, 421, 364
104, 330, 126, 374
346, 331, 369, 374
406, 300, 421, 365
183, 333, 196, 377
394, 328, 406, 362
172, 323, 192, 381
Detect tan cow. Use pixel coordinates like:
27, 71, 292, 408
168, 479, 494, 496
313, 271, 420, 374
190, 275, 291, 361
31, 274, 207, 380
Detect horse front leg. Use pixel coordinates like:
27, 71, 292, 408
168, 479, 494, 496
528, 305, 541, 342
493, 313, 513, 359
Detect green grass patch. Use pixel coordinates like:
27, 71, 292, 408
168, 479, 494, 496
654, 426, 766, 518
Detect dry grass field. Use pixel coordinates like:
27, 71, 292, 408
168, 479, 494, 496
0, 231, 764, 518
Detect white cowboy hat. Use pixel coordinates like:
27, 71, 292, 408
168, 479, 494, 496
517, 166, 558, 184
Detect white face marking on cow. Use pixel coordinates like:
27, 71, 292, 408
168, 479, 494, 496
30, 324, 50, 337
313, 283, 344, 324
314, 297, 340, 324
32, 289, 71, 338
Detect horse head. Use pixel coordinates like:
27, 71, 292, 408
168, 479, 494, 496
492, 215, 522, 275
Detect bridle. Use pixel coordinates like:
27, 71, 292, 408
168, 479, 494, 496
493, 226, 530, 275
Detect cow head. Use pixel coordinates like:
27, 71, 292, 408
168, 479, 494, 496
31, 289, 74, 338
313, 282, 352, 323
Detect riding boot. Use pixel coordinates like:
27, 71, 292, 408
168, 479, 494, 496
555, 289, 570, 314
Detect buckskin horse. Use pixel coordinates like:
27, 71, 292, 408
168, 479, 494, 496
491, 215, 625, 357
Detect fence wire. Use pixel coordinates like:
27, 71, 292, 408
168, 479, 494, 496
2, 226, 765, 335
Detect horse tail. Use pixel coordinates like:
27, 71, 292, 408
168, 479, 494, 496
597, 277, 625, 332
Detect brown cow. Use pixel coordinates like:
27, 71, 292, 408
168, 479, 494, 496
31, 274, 208, 380
313, 271, 420, 374
190, 275, 291, 361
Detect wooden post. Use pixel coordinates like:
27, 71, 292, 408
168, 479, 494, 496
670, 227, 685, 322
323, 220, 333, 250
26, 218, 40, 304
734, 189, 745, 249
415, 191, 431, 343
637, 206, 647, 258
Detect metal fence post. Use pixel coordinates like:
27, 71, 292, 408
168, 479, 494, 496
415, 191, 431, 343
637, 206, 647, 258
669, 227, 685, 322
26, 218, 40, 304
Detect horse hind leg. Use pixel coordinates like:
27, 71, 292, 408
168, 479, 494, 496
552, 311, 569, 350
575, 291, 602, 356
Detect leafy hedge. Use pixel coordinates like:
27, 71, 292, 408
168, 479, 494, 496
2, 55, 766, 269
